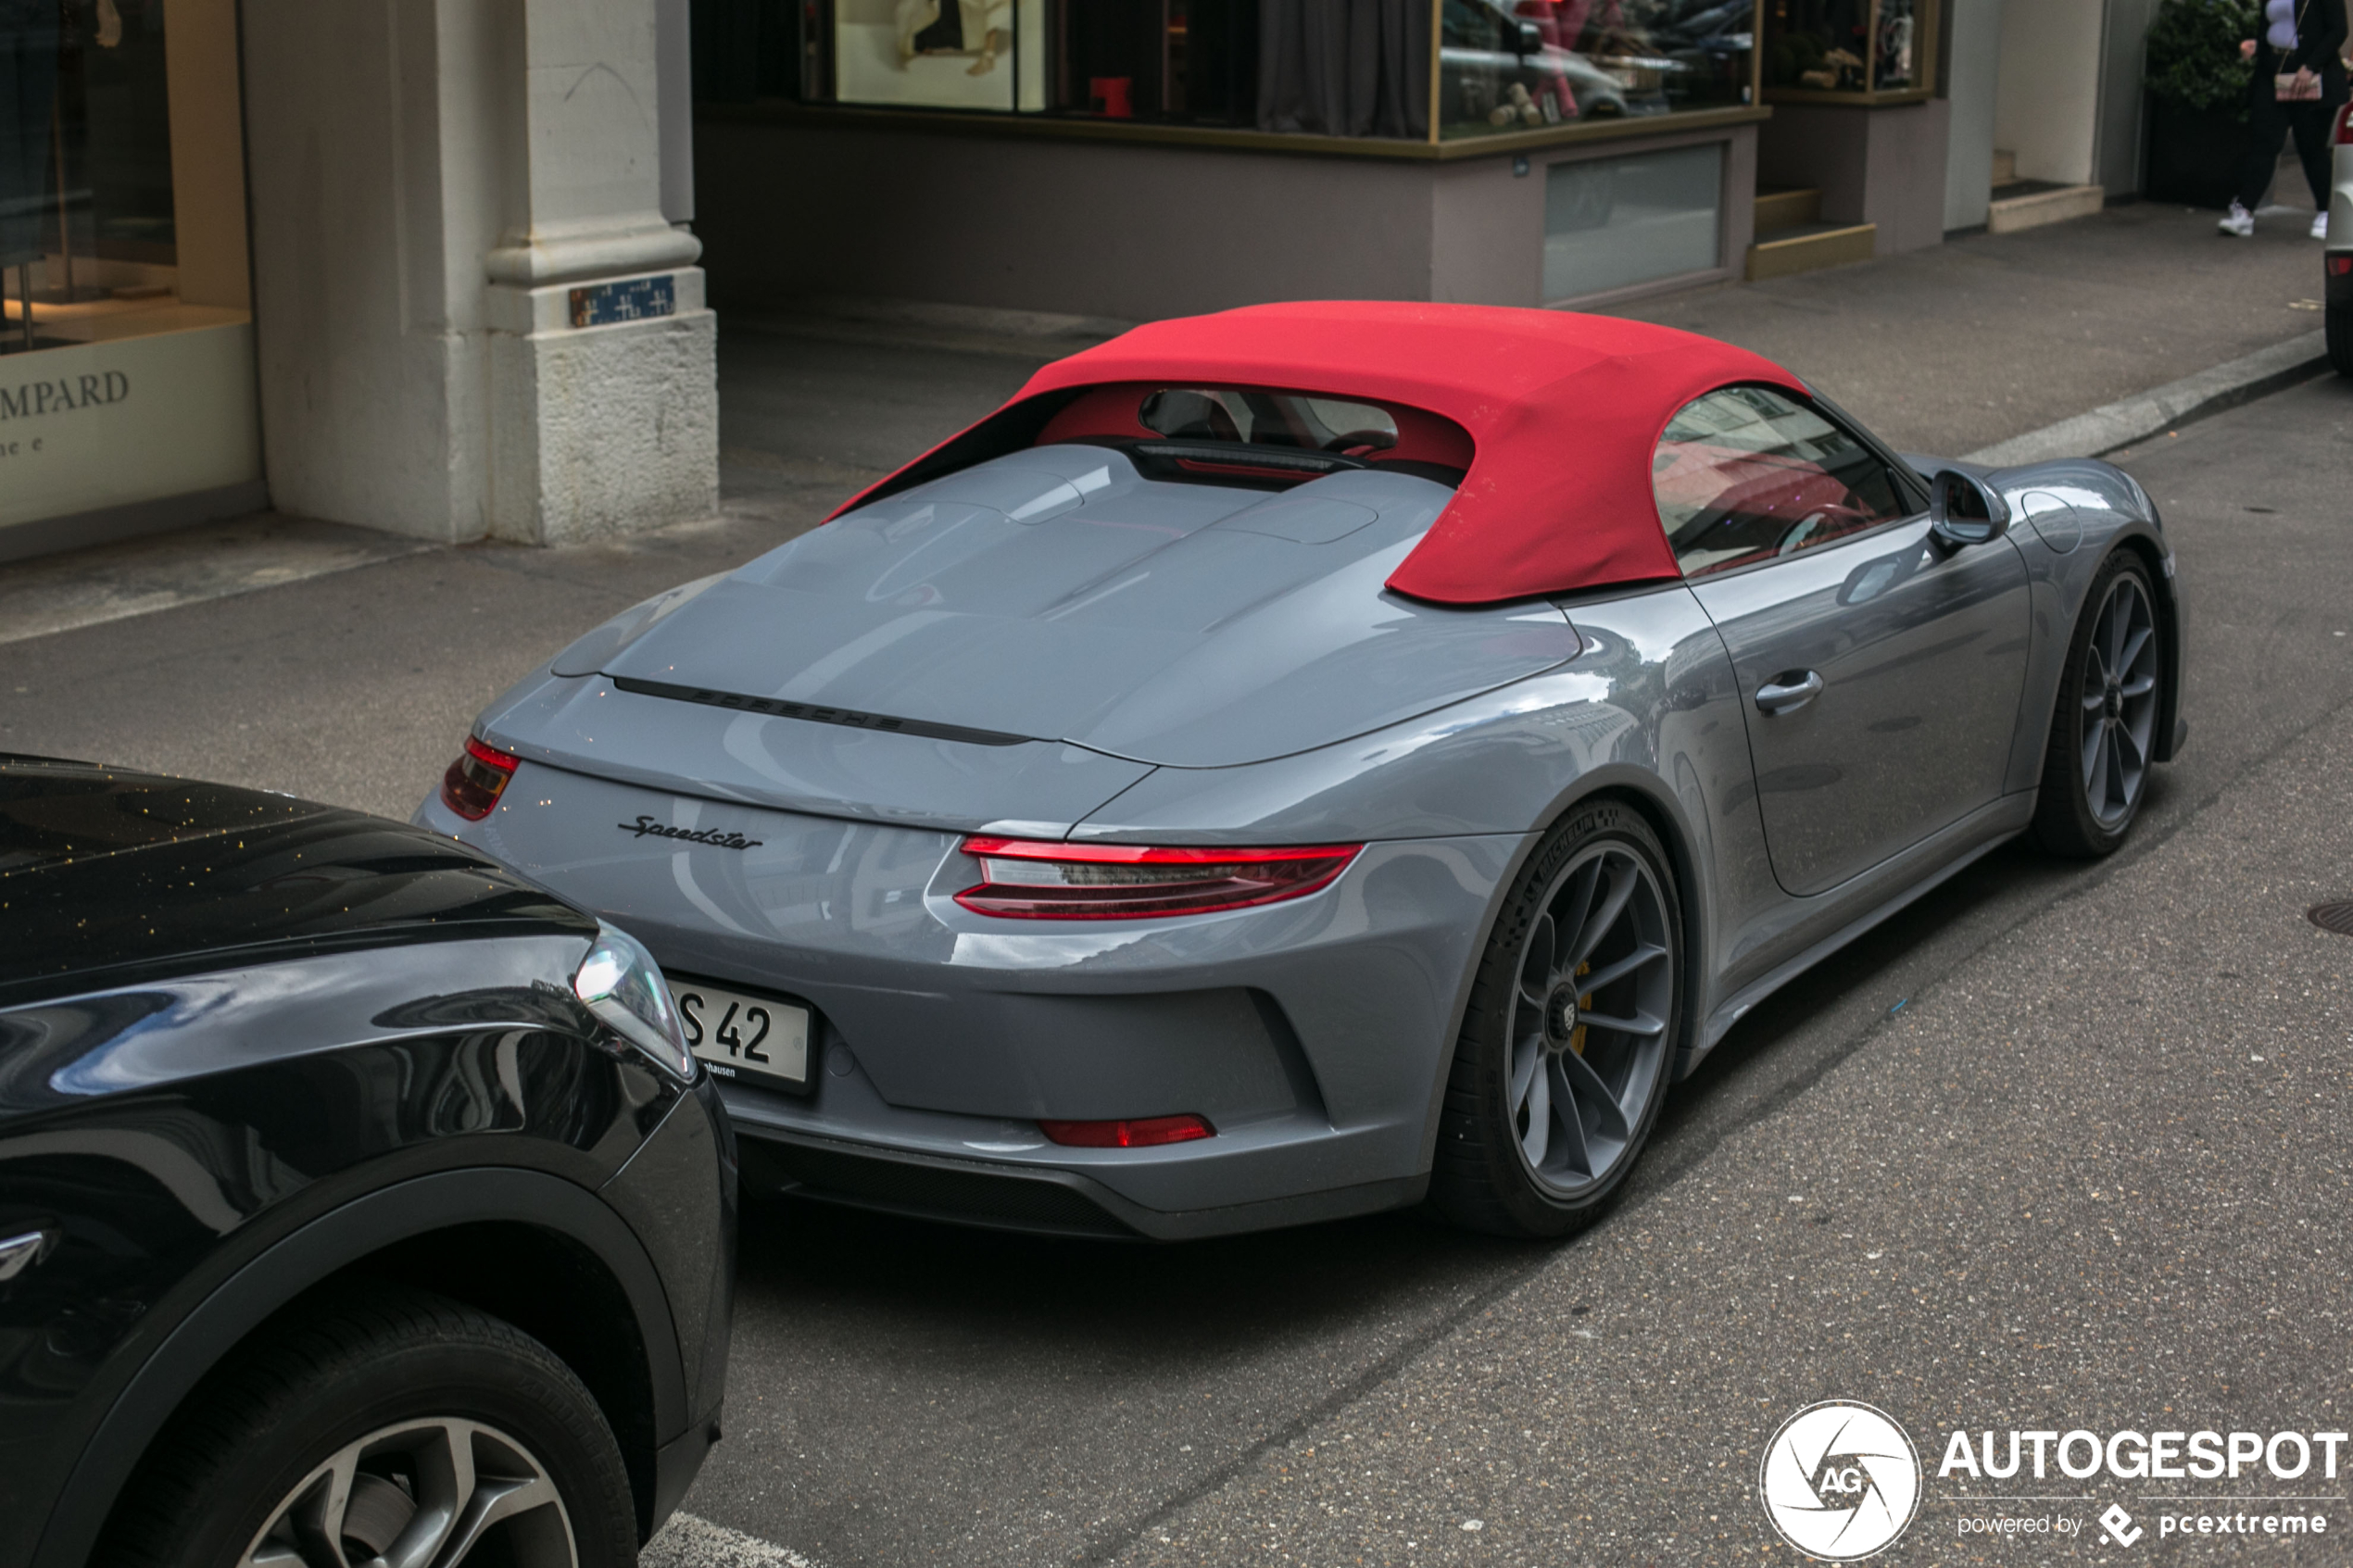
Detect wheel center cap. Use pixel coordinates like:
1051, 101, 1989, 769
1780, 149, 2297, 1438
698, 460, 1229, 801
2104, 684, 2122, 721
1543, 985, 1580, 1049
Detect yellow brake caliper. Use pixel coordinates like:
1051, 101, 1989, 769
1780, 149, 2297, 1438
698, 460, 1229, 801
1570, 960, 1592, 1057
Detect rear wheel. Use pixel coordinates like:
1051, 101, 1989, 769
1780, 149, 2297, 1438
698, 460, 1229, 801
2032, 550, 2163, 858
2329, 302, 2353, 378
99, 1288, 637, 1568
1430, 800, 1682, 1238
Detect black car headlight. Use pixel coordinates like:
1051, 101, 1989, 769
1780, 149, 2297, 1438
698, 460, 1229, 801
573, 923, 696, 1083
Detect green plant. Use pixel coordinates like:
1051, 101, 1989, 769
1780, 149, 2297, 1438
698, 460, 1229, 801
2145, 0, 2263, 117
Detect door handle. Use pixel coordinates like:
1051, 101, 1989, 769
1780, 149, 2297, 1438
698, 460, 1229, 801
1755, 671, 1824, 714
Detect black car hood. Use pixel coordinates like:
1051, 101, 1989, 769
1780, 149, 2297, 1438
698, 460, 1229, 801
0, 759, 594, 1005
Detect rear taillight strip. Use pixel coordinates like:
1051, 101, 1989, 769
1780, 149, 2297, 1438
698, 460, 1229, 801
954, 836, 1361, 920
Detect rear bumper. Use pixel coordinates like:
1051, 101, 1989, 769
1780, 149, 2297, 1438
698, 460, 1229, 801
738, 1127, 1428, 1241
421, 762, 1526, 1234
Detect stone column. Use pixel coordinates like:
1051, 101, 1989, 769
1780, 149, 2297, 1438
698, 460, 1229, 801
243, 0, 716, 546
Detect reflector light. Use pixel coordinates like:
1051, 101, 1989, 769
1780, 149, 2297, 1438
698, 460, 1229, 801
2331, 257, 2353, 276
2336, 102, 2353, 145
1038, 1113, 1214, 1148
439, 735, 520, 821
954, 837, 1361, 920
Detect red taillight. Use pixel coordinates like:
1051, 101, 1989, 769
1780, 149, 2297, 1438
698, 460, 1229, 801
2332, 257, 2353, 276
2335, 102, 2353, 145
439, 735, 520, 821
953, 837, 1361, 920
1038, 1113, 1214, 1148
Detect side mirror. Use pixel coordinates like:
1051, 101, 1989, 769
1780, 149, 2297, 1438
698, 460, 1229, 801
1515, 19, 1544, 55
1928, 469, 2010, 549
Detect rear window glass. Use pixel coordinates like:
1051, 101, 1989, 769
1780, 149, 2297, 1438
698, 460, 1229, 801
1139, 389, 1400, 457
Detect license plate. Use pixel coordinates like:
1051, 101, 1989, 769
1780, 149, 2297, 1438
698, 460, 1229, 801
670, 977, 812, 1092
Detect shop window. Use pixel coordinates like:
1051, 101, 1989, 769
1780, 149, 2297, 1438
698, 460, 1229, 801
705, 0, 1763, 144
1541, 140, 1722, 300
1763, 0, 1932, 101
3, 0, 260, 540
707, 0, 1419, 135
1440, 0, 1756, 141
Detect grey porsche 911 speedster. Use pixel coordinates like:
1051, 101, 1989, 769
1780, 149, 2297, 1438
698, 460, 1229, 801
416, 303, 2184, 1241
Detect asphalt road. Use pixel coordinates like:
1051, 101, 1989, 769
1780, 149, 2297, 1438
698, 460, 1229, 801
3, 346, 2348, 1567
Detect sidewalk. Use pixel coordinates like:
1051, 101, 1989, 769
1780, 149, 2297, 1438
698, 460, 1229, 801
1614, 196, 2332, 455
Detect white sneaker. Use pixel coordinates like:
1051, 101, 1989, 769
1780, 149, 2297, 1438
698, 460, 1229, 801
2219, 201, 2255, 236
2314, 211, 2331, 240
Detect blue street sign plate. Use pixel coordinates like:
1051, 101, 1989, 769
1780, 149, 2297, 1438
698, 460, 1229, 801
569, 275, 677, 329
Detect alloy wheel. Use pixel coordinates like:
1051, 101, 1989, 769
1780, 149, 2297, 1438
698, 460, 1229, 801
2078, 572, 2158, 828
1506, 843, 1676, 1199
241, 1417, 577, 1568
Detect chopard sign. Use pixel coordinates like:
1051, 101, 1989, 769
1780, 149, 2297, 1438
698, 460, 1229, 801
0, 370, 130, 421
619, 815, 764, 850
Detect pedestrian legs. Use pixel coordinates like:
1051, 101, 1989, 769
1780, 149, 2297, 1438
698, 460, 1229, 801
2286, 97, 2339, 208
2234, 86, 2292, 212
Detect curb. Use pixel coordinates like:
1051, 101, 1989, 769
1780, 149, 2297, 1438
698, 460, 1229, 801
1963, 330, 2332, 468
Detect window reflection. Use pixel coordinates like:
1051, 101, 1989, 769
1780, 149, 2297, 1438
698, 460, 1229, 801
1652, 385, 1905, 577
1441, 0, 1755, 140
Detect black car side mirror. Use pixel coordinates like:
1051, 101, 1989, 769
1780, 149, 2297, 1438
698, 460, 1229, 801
1929, 469, 2011, 549
1515, 19, 1544, 55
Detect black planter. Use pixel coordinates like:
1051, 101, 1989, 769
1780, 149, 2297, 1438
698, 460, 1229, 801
2143, 93, 2252, 208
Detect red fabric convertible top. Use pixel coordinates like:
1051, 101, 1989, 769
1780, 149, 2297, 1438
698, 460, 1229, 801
831, 301, 1808, 605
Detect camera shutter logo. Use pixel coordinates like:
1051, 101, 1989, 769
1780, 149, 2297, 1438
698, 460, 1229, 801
1758, 1400, 1922, 1561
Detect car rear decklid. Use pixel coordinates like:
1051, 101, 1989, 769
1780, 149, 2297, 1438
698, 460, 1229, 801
591, 447, 1584, 772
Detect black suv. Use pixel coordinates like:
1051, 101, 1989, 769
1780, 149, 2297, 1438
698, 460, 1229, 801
0, 758, 733, 1568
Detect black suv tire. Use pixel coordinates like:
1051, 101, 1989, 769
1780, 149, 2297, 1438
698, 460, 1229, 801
97, 1287, 638, 1568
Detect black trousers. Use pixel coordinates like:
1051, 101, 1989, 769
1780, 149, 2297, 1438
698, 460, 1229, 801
2235, 80, 2346, 211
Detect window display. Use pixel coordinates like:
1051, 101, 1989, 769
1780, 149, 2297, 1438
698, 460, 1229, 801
736, 0, 1755, 142
1762, 0, 1931, 99
1, 0, 260, 540
834, 0, 1046, 110
821, 0, 1273, 123
1441, 0, 1757, 141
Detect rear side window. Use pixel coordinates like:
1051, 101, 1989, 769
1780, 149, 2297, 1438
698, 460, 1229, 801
1652, 386, 1909, 578
1139, 389, 1400, 457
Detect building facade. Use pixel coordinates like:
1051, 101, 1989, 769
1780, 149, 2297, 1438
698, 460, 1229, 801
2, 0, 718, 564
689, 0, 2162, 320
0, 0, 2164, 564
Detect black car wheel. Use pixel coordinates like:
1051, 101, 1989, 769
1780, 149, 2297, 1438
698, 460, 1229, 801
101, 1288, 637, 1568
2329, 301, 2353, 378
2032, 550, 2163, 858
1431, 799, 1682, 1238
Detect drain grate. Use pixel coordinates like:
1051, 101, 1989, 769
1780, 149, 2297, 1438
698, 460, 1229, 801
2308, 901, 2353, 935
